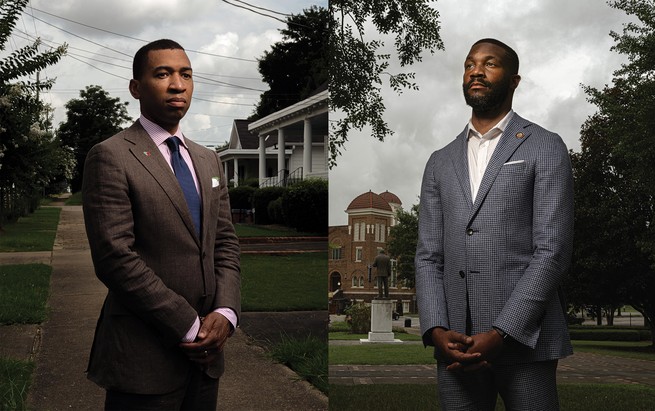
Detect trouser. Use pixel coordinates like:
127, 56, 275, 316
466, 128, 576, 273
105, 366, 219, 411
437, 360, 559, 411
376, 276, 389, 298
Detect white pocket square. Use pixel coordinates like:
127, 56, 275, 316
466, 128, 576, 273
503, 160, 525, 165
212, 177, 220, 188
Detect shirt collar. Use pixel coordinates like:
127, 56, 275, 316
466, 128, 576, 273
467, 109, 515, 140
139, 115, 187, 148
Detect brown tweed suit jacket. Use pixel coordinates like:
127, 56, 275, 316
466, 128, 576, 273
82, 121, 241, 394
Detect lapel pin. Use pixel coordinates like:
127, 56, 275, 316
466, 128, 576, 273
143, 151, 151, 156
516, 132, 525, 139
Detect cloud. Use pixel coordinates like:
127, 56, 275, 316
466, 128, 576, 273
11, 0, 324, 144
329, 0, 631, 225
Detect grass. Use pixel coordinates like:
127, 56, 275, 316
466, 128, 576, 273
269, 334, 328, 395
0, 207, 60, 252
0, 264, 51, 324
64, 192, 82, 205
329, 331, 422, 341
572, 340, 655, 361
0, 357, 34, 411
240, 252, 326, 311
329, 343, 434, 365
235, 223, 315, 237
329, 339, 655, 366
328, 383, 655, 411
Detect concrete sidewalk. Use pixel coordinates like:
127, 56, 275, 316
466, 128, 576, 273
0, 205, 326, 410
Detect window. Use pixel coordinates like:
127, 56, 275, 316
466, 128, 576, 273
374, 223, 386, 242
352, 276, 358, 288
353, 222, 366, 242
355, 247, 363, 262
359, 276, 364, 287
331, 247, 342, 260
390, 259, 398, 288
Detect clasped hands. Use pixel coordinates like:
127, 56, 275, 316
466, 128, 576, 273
432, 327, 504, 374
179, 312, 231, 367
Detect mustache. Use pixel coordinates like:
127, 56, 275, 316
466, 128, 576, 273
466, 79, 492, 89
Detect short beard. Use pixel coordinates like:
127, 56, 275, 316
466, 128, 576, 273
463, 76, 511, 113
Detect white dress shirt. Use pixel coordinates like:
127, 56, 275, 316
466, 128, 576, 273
467, 110, 515, 202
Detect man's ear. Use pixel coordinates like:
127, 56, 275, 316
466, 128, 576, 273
510, 74, 521, 91
129, 79, 140, 99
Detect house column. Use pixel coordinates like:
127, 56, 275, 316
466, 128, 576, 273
277, 128, 286, 186
233, 158, 239, 187
224, 161, 228, 185
258, 135, 266, 184
303, 118, 312, 177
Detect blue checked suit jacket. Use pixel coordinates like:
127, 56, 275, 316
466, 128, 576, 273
415, 113, 574, 364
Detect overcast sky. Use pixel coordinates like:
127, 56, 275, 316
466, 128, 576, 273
5, 1, 635, 227
7, 0, 326, 147
329, 0, 633, 225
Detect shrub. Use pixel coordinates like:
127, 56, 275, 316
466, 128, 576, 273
228, 185, 256, 210
281, 178, 328, 234
568, 327, 652, 341
267, 196, 285, 225
345, 302, 371, 334
253, 186, 286, 225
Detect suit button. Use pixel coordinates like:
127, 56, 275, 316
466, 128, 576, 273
466, 228, 474, 236
459, 270, 465, 278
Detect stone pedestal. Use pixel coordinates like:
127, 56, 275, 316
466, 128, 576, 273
360, 298, 402, 344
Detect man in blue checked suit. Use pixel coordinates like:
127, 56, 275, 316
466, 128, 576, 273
415, 38, 574, 410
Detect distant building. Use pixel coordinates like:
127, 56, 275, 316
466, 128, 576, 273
329, 190, 416, 315
218, 85, 328, 187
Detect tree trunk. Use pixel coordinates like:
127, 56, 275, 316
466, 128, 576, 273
596, 306, 602, 325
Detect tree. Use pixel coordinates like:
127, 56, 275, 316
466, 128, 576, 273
329, 0, 444, 167
1, 0, 67, 226
252, 6, 328, 119
387, 203, 418, 287
570, 0, 655, 344
58, 85, 132, 192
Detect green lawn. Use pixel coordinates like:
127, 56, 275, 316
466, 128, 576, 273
572, 340, 655, 361
329, 383, 655, 411
240, 252, 326, 311
329, 331, 422, 341
0, 207, 60, 252
269, 334, 328, 395
329, 343, 434, 365
235, 223, 314, 237
64, 192, 82, 205
0, 264, 52, 325
0, 357, 34, 411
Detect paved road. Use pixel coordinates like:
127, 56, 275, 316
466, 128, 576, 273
330, 350, 655, 387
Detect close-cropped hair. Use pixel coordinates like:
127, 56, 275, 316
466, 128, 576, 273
472, 38, 519, 75
133, 39, 185, 80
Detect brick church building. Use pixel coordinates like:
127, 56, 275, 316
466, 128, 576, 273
328, 190, 416, 314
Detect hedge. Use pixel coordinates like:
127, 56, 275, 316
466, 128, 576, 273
568, 327, 652, 341
253, 186, 285, 225
281, 178, 328, 234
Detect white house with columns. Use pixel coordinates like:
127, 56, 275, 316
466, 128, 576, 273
218, 86, 328, 187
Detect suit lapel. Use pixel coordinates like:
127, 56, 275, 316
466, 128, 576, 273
125, 122, 200, 245
451, 127, 474, 208
468, 115, 532, 222
186, 140, 213, 245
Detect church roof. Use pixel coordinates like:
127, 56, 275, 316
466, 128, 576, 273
346, 191, 392, 212
378, 190, 401, 206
